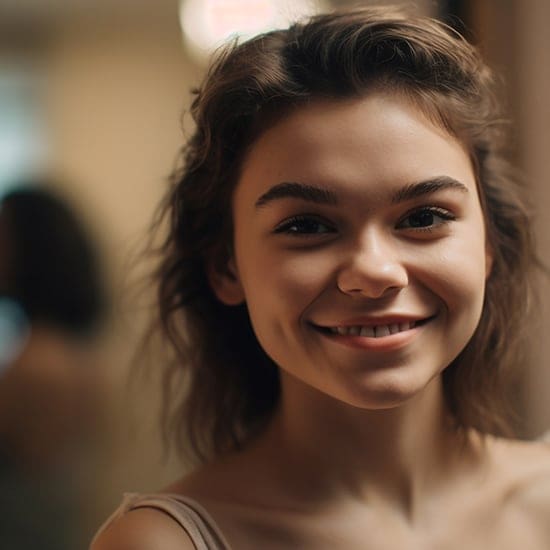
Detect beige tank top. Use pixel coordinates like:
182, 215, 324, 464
91, 492, 232, 550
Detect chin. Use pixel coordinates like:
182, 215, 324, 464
346, 391, 424, 411
331, 372, 441, 411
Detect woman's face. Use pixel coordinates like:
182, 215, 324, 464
212, 93, 491, 410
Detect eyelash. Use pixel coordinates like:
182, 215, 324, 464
396, 206, 456, 232
274, 214, 336, 236
273, 207, 456, 236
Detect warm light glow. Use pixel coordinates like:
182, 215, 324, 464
179, 0, 327, 62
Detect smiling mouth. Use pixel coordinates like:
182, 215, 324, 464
314, 317, 433, 339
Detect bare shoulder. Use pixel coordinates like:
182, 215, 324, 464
491, 437, 550, 534
510, 440, 550, 509
90, 507, 196, 550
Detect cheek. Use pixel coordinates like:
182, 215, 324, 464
234, 251, 327, 365
240, 249, 335, 311
409, 235, 489, 312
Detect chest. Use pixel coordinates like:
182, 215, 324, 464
217, 499, 548, 550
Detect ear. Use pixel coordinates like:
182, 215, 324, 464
207, 255, 245, 306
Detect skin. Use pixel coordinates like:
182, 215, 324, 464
92, 93, 550, 550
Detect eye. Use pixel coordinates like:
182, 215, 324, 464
397, 207, 455, 231
274, 215, 336, 236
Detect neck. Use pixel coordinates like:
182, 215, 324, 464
254, 373, 485, 518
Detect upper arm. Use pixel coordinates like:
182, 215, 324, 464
90, 507, 196, 550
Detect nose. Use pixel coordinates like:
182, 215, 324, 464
336, 231, 408, 299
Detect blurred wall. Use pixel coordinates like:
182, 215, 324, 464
467, 0, 550, 437
513, 0, 550, 437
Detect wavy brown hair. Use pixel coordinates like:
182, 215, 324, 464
150, 6, 535, 463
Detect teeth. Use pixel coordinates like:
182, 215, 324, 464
375, 325, 390, 337
330, 322, 417, 338
389, 323, 400, 334
359, 326, 375, 337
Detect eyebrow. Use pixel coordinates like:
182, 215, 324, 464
255, 182, 338, 208
254, 176, 469, 209
390, 176, 469, 204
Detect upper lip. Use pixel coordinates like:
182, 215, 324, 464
314, 314, 434, 328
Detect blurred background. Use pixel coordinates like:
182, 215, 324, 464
0, 0, 548, 547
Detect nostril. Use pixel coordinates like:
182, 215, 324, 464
336, 281, 406, 299
336, 253, 408, 298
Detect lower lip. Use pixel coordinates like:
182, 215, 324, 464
315, 321, 430, 352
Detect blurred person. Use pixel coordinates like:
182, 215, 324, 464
0, 184, 106, 549
93, 6, 550, 550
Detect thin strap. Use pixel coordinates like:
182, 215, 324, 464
90, 493, 232, 550
129, 493, 232, 550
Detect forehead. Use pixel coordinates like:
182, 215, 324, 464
235, 93, 476, 204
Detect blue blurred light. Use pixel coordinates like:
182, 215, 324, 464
0, 297, 29, 375
0, 65, 47, 194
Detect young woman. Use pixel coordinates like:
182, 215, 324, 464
92, 6, 550, 549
